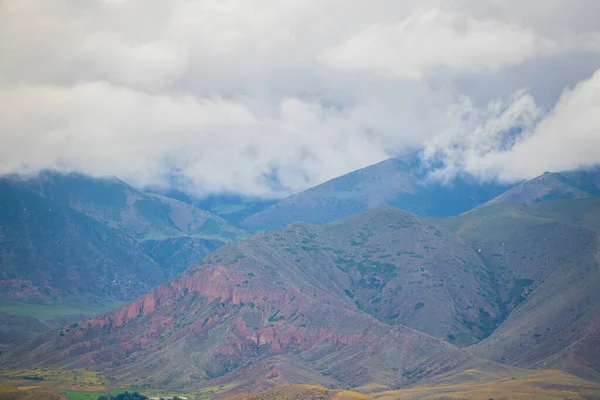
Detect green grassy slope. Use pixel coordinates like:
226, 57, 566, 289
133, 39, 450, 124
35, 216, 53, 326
0, 173, 247, 349
0, 180, 166, 305
18, 172, 247, 243
440, 197, 600, 381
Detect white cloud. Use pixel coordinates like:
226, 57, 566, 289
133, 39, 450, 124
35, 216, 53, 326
0, 0, 600, 196
425, 68, 600, 181
322, 10, 555, 80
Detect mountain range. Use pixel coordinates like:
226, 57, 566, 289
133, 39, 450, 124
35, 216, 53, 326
0, 173, 247, 349
1, 160, 600, 399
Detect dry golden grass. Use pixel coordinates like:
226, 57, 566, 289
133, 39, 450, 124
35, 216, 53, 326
2, 369, 103, 387
227, 384, 372, 400
373, 369, 600, 400
0, 384, 64, 400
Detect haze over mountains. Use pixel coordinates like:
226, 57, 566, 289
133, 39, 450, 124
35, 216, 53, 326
2, 159, 600, 398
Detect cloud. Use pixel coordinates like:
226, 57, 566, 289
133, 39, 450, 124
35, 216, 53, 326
1, 0, 599, 196
0, 82, 390, 196
322, 10, 554, 80
425, 68, 600, 181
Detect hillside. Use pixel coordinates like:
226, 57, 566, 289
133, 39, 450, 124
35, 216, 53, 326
16, 172, 246, 242
0, 180, 166, 305
439, 198, 600, 381
0, 207, 499, 393
3, 198, 600, 396
241, 157, 511, 232
483, 168, 600, 206
0, 175, 245, 349
150, 190, 278, 226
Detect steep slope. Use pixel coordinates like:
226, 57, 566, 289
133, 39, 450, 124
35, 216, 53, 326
484, 168, 600, 206
0, 174, 247, 350
241, 157, 511, 232
0, 180, 166, 305
140, 236, 223, 276
0, 208, 497, 393
2, 263, 473, 393
16, 172, 246, 242
439, 198, 600, 381
212, 207, 502, 344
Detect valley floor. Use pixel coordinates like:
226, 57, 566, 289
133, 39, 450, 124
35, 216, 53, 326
3, 367, 600, 400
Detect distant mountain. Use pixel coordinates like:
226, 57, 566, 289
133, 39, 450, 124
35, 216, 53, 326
0, 179, 165, 305
0, 173, 248, 348
193, 193, 278, 226
241, 157, 513, 232
146, 188, 278, 226
17, 171, 247, 242
484, 168, 600, 206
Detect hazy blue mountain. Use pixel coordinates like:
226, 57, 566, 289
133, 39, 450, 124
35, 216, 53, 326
148, 187, 278, 226
483, 168, 600, 206
241, 156, 513, 232
0, 179, 165, 305
16, 171, 248, 242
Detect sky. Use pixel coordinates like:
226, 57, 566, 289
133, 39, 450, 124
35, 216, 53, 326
1, 0, 600, 197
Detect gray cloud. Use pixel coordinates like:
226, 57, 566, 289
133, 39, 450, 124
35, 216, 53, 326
1, 0, 599, 196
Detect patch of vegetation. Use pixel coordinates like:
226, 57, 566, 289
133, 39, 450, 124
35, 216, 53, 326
0, 301, 110, 321
98, 393, 148, 400
65, 391, 108, 400
268, 309, 284, 322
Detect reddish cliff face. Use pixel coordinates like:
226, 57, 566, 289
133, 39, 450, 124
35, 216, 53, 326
2, 207, 503, 393
59, 262, 372, 356
3, 254, 469, 393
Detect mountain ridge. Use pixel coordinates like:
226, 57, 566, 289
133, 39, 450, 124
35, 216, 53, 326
241, 157, 513, 232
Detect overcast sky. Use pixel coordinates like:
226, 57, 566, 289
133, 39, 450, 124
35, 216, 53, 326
1, 0, 599, 197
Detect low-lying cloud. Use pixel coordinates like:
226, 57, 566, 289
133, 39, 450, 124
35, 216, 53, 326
1, 0, 599, 197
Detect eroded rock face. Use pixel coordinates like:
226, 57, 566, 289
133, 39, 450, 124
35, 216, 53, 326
15, 202, 600, 394
3, 254, 469, 392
